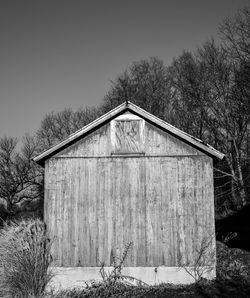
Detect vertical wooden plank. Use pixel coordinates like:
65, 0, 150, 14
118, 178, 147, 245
176, 157, 187, 266
117, 159, 124, 262
161, 158, 172, 265
72, 159, 79, 266
145, 157, 162, 266
130, 158, 138, 266
79, 158, 89, 266
116, 158, 123, 264
89, 158, 96, 266
94, 158, 98, 265
103, 159, 111, 264
145, 158, 153, 266
61, 159, 68, 266
70, 159, 78, 266
45, 160, 58, 264
67, 159, 72, 266
54, 159, 61, 266
110, 158, 116, 266
186, 157, 195, 265
137, 158, 146, 266
98, 159, 106, 265
77, 158, 83, 266
154, 158, 162, 266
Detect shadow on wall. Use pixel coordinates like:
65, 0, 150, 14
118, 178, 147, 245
216, 204, 250, 252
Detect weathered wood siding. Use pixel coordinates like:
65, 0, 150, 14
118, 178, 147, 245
45, 155, 215, 267
55, 116, 205, 158
144, 122, 204, 156
54, 123, 111, 157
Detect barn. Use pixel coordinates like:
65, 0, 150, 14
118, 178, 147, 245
33, 101, 224, 288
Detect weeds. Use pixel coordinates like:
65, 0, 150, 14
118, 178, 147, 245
178, 235, 216, 282
98, 241, 148, 286
83, 241, 148, 292
0, 219, 53, 298
44, 278, 250, 298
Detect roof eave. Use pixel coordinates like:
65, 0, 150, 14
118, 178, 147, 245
33, 101, 225, 166
33, 102, 130, 166
127, 103, 225, 161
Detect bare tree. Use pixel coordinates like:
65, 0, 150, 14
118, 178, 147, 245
168, 50, 210, 139
0, 136, 42, 218
102, 57, 173, 122
220, 6, 250, 63
168, 39, 250, 211
36, 106, 101, 152
198, 41, 249, 209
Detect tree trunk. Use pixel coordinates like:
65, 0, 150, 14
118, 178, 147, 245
5, 198, 15, 217
232, 139, 246, 206
225, 155, 243, 209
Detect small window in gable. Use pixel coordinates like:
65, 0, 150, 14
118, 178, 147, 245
111, 114, 145, 155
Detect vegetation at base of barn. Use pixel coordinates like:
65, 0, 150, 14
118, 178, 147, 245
0, 220, 248, 297
98, 241, 147, 286
83, 241, 147, 294
98, 241, 139, 284
42, 241, 250, 298
178, 234, 216, 282
44, 279, 250, 298
216, 241, 250, 279
0, 219, 53, 298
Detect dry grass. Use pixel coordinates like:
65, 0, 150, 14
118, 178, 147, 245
0, 219, 53, 298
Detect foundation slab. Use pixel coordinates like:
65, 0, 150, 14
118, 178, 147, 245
48, 266, 216, 290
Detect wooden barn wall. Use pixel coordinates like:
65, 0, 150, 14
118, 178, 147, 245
54, 123, 111, 157
144, 122, 203, 156
55, 120, 205, 157
45, 155, 215, 267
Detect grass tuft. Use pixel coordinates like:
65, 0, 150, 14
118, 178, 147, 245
0, 219, 53, 298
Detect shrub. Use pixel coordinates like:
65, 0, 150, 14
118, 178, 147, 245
178, 235, 216, 282
216, 241, 249, 280
0, 219, 53, 298
43, 279, 250, 298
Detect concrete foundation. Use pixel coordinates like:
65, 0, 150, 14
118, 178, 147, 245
48, 266, 216, 291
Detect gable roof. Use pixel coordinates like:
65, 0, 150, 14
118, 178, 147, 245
33, 101, 224, 166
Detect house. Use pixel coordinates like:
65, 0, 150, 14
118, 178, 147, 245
33, 101, 224, 288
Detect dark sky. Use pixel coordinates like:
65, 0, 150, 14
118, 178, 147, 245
0, 0, 249, 140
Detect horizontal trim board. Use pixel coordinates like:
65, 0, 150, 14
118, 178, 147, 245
51, 154, 208, 159
48, 266, 216, 290
111, 152, 145, 156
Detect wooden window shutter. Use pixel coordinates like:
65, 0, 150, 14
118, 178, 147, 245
111, 114, 145, 155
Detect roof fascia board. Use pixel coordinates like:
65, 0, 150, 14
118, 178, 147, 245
127, 102, 224, 160
33, 101, 224, 164
33, 102, 128, 164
